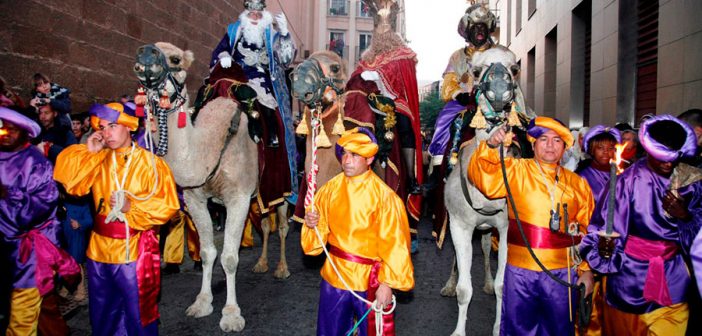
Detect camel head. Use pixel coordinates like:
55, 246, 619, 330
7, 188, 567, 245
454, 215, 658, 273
134, 42, 194, 91
291, 51, 347, 107
470, 47, 524, 128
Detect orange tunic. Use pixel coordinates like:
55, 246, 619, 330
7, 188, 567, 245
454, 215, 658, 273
301, 169, 414, 292
468, 141, 594, 272
54, 144, 179, 264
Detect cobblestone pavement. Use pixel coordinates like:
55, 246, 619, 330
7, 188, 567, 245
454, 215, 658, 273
66, 218, 498, 335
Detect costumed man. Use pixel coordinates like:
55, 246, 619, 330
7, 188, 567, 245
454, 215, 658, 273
302, 128, 414, 336
426, 3, 498, 179
54, 102, 179, 336
0, 106, 80, 335
469, 117, 595, 335
162, 187, 201, 274
209, 0, 298, 201
580, 115, 702, 335
343, 0, 423, 251
574, 125, 621, 335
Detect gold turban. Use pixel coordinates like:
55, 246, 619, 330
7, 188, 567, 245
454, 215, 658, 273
526, 116, 574, 149
336, 127, 379, 158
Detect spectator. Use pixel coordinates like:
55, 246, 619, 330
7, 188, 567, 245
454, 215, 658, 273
0, 76, 25, 110
29, 73, 72, 129
70, 113, 86, 141
58, 191, 93, 303
36, 104, 77, 164
678, 108, 702, 168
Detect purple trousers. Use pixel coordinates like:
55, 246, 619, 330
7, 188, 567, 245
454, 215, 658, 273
317, 279, 369, 336
501, 265, 578, 336
87, 260, 158, 336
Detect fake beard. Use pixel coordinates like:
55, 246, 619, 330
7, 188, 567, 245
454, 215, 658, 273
239, 10, 273, 48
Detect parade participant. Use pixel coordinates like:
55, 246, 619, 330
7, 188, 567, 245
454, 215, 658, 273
209, 0, 298, 203
54, 102, 179, 336
302, 128, 414, 336
580, 115, 702, 335
0, 106, 80, 335
469, 116, 595, 335
576, 125, 622, 199
426, 3, 497, 184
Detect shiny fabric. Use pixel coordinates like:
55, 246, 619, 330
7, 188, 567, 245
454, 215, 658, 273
580, 159, 702, 314
54, 144, 179, 263
602, 302, 688, 335
693, 228, 702, 297
317, 279, 369, 336
328, 245, 395, 336
624, 236, 678, 307
577, 165, 610, 204
527, 117, 574, 148
428, 100, 466, 157
136, 229, 160, 325
0, 145, 65, 290
501, 265, 578, 336
86, 260, 158, 336
7, 288, 42, 336
468, 141, 594, 273
301, 169, 414, 292
163, 209, 201, 264
639, 115, 697, 162
89, 103, 139, 132
335, 127, 379, 158
0, 106, 41, 138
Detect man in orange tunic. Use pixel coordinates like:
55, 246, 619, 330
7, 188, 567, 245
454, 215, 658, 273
302, 127, 414, 336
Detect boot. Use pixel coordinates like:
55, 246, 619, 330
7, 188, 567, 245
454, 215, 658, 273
193, 260, 203, 272
162, 263, 180, 275
423, 165, 443, 191
262, 106, 280, 148
402, 148, 422, 194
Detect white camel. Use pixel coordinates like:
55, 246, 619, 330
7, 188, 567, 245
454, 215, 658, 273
442, 46, 532, 336
133, 42, 289, 332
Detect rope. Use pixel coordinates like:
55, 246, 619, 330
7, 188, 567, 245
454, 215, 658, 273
107, 142, 161, 262
306, 104, 394, 336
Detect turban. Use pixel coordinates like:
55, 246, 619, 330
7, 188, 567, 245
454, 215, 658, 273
639, 114, 697, 162
582, 125, 621, 153
335, 127, 378, 159
0, 106, 41, 138
89, 102, 139, 132
526, 116, 574, 149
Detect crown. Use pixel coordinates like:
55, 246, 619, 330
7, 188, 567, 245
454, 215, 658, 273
244, 0, 266, 11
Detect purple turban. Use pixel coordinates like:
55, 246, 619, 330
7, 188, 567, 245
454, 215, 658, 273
582, 125, 621, 153
0, 106, 41, 138
639, 114, 697, 162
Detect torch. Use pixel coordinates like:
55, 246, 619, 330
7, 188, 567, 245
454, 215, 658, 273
597, 142, 627, 258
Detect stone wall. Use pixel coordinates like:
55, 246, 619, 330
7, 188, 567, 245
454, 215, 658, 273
0, 0, 244, 112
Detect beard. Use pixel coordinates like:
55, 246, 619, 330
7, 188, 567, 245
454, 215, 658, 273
239, 10, 273, 48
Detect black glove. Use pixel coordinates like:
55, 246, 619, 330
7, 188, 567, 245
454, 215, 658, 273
455, 92, 473, 106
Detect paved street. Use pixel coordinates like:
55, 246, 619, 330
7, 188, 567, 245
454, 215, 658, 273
66, 219, 498, 335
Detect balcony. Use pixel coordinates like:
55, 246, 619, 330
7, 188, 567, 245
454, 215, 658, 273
328, 0, 349, 16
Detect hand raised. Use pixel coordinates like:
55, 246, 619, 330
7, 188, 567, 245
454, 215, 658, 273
87, 131, 105, 153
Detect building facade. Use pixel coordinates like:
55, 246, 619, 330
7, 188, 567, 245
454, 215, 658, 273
493, 0, 702, 128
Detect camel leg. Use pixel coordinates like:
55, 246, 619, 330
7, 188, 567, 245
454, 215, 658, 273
251, 216, 270, 273
273, 203, 290, 279
184, 189, 216, 318
440, 255, 458, 297
492, 217, 509, 336
481, 231, 495, 295
450, 220, 475, 336
218, 195, 250, 332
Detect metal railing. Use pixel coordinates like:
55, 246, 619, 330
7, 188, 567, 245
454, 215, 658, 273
357, 1, 372, 18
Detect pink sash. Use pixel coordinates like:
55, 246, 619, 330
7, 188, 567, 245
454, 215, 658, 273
624, 235, 678, 306
328, 245, 395, 336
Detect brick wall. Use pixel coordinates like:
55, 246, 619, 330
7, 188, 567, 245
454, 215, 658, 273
0, 0, 244, 112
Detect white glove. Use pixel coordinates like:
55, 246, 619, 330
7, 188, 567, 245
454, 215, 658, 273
219, 55, 232, 69
275, 13, 289, 36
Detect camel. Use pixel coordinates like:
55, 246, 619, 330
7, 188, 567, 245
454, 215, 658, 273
440, 46, 533, 336
289, 51, 347, 220
133, 42, 289, 332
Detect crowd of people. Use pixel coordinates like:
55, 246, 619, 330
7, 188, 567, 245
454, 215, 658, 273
2, 1, 702, 336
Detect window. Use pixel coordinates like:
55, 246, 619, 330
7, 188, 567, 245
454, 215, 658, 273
528, 0, 536, 19
357, 0, 371, 18
357, 33, 372, 59
516, 0, 522, 34
328, 31, 346, 57
329, 0, 349, 16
